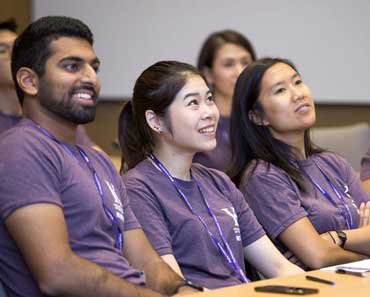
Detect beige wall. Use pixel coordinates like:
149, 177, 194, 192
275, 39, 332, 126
3, 1, 369, 158
0, 0, 31, 32
85, 101, 370, 157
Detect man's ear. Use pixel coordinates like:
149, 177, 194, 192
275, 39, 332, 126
145, 110, 164, 134
16, 67, 39, 96
248, 109, 269, 126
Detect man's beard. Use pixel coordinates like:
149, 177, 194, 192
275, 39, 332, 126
38, 81, 98, 125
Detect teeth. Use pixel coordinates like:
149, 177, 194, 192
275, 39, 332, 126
199, 126, 215, 133
74, 93, 92, 100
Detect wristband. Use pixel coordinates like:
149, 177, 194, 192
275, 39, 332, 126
335, 230, 347, 248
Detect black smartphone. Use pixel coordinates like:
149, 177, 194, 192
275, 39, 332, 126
255, 285, 319, 295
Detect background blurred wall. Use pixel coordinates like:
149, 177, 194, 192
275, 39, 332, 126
2, 0, 369, 158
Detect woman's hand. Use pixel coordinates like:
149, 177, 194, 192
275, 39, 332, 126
359, 201, 370, 227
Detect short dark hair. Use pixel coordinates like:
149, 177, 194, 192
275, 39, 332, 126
0, 18, 17, 33
229, 57, 322, 190
11, 16, 94, 104
197, 29, 256, 71
119, 61, 201, 173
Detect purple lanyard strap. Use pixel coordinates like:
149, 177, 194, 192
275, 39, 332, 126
149, 154, 249, 283
300, 160, 354, 229
34, 122, 123, 251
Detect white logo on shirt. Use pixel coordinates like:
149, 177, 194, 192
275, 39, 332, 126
221, 207, 241, 241
105, 180, 125, 223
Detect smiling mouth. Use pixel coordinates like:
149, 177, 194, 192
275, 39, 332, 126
73, 92, 93, 100
199, 125, 216, 134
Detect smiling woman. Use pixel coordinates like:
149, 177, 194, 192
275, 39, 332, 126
193, 30, 256, 172
118, 60, 302, 290
229, 57, 370, 270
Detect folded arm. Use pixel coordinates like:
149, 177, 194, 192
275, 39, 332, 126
279, 217, 367, 270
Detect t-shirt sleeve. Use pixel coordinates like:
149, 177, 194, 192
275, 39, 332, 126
337, 153, 370, 205
240, 169, 307, 240
0, 136, 63, 221
229, 182, 265, 247
116, 179, 142, 231
124, 178, 173, 256
360, 147, 370, 181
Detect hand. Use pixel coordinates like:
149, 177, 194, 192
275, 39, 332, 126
283, 250, 306, 269
359, 201, 370, 227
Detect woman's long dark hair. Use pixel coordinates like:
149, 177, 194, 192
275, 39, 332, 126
118, 61, 200, 174
229, 57, 322, 190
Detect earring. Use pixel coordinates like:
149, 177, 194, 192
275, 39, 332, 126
154, 126, 162, 133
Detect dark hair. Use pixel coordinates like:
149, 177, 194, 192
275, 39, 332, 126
119, 61, 201, 173
0, 18, 17, 32
11, 16, 94, 104
229, 57, 322, 190
197, 29, 256, 71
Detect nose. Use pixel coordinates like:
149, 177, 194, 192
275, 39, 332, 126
291, 85, 304, 102
201, 101, 218, 120
81, 64, 99, 86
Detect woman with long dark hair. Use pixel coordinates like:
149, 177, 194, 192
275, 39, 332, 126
119, 60, 302, 289
230, 57, 370, 269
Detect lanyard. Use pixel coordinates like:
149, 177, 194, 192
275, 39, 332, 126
300, 160, 354, 229
149, 153, 249, 283
32, 121, 123, 251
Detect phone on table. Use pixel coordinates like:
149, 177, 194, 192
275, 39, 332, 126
255, 285, 319, 295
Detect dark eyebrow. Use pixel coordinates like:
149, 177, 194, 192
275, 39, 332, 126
59, 56, 101, 66
183, 90, 212, 100
272, 73, 300, 88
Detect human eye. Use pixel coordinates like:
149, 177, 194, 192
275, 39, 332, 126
206, 94, 215, 103
294, 78, 303, 86
223, 60, 234, 68
92, 64, 100, 73
64, 62, 81, 72
186, 99, 199, 107
274, 87, 286, 95
241, 59, 251, 67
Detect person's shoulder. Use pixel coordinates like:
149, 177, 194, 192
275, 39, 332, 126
312, 151, 350, 170
243, 159, 282, 179
0, 119, 48, 152
122, 160, 156, 186
191, 162, 234, 191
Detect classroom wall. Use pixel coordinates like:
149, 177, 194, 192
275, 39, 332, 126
0, 0, 31, 32
3, 1, 369, 157
85, 101, 370, 157
33, 0, 370, 105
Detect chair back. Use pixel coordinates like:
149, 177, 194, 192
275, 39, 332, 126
311, 122, 370, 171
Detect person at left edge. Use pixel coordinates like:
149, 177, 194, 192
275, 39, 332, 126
361, 146, 370, 194
120, 60, 303, 290
0, 16, 200, 297
0, 18, 97, 148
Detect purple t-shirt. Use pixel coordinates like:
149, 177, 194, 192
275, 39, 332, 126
240, 152, 370, 253
0, 119, 144, 297
123, 160, 265, 289
0, 111, 94, 147
0, 111, 21, 135
193, 116, 231, 172
360, 146, 370, 181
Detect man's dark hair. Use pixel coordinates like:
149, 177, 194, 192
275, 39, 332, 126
0, 18, 17, 32
11, 16, 94, 104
